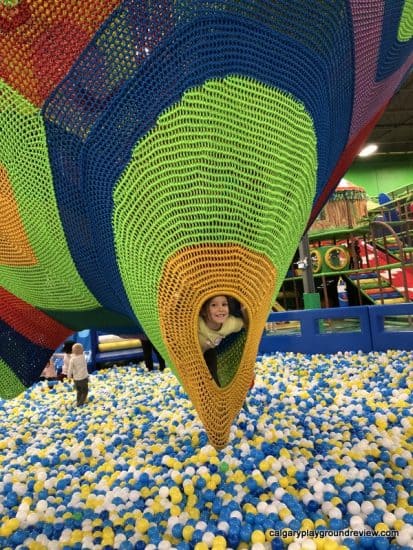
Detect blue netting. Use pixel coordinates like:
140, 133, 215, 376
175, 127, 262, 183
0, 320, 54, 388
376, 0, 413, 81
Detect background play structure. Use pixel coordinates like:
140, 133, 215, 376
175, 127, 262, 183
276, 180, 413, 313
0, 1, 412, 448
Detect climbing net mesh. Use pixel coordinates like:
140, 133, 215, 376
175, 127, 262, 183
0, 0, 412, 447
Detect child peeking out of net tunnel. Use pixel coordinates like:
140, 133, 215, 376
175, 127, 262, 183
198, 295, 248, 387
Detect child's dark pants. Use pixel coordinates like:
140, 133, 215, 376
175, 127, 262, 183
75, 378, 88, 406
142, 338, 166, 371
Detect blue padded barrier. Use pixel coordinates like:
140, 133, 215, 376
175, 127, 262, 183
260, 306, 372, 355
63, 306, 412, 367
260, 304, 413, 355
368, 303, 413, 352
93, 329, 144, 367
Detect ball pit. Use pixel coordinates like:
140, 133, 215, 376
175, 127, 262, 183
0, 349, 412, 549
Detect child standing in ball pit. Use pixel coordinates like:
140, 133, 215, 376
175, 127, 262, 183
198, 295, 248, 387
56, 340, 74, 381
67, 343, 89, 407
40, 357, 58, 389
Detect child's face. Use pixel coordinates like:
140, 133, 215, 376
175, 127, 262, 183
206, 295, 229, 326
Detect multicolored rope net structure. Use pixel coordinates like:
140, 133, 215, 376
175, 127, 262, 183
1, 0, 412, 448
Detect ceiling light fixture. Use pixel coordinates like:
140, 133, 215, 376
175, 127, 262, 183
358, 143, 378, 157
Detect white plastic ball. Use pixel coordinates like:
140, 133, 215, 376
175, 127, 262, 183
360, 501, 374, 515
26, 512, 39, 525
202, 531, 215, 546
350, 515, 364, 530
328, 507, 342, 520
217, 521, 229, 534
158, 486, 169, 498
347, 501, 361, 515
301, 540, 317, 550
195, 521, 207, 531
382, 512, 396, 527
394, 507, 407, 519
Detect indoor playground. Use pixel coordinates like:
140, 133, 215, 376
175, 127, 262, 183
276, 180, 413, 312
0, 2, 413, 550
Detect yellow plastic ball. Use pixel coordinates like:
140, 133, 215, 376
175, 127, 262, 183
169, 486, 183, 504
170, 504, 181, 516
27, 542, 46, 550
1, 517, 20, 537
212, 537, 227, 549
301, 518, 315, 530
151, 501, 163, 514
334, 473, 346, 485
33, 480, 44, 492
281, 531, 295, 544
314, 518, 327, 528
287, 465, 297, 477
279, 507, 291, 520
182, 525, 194, 541
243, 503, 256, 514
70, 529, 84, 543
323, 539, 339, 550
187, 494, 198, 507
173, 473, 183, 484
393, 519, 405, 531
188, 507, 200, 520
136, 518, 149, 533
279, 476, 289, 488
211, 473, 221, 484
251, 529, 266, 543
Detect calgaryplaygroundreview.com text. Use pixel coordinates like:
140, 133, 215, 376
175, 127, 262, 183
269, 528, 399, 539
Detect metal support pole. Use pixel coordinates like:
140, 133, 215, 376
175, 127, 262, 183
299, 233, 316, 293
299, 233, 321, 309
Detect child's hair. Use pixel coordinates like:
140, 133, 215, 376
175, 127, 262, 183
63, 340, 75, 354
72, 343, 84, 355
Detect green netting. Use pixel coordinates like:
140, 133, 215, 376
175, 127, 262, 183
0, 81, 100, 311
398, 0, 413, 41
0, 358, 26, 400
113, 75, 317, 365
216, 331, 248, 388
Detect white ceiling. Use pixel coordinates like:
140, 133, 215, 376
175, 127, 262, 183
368, 71, 413, 156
